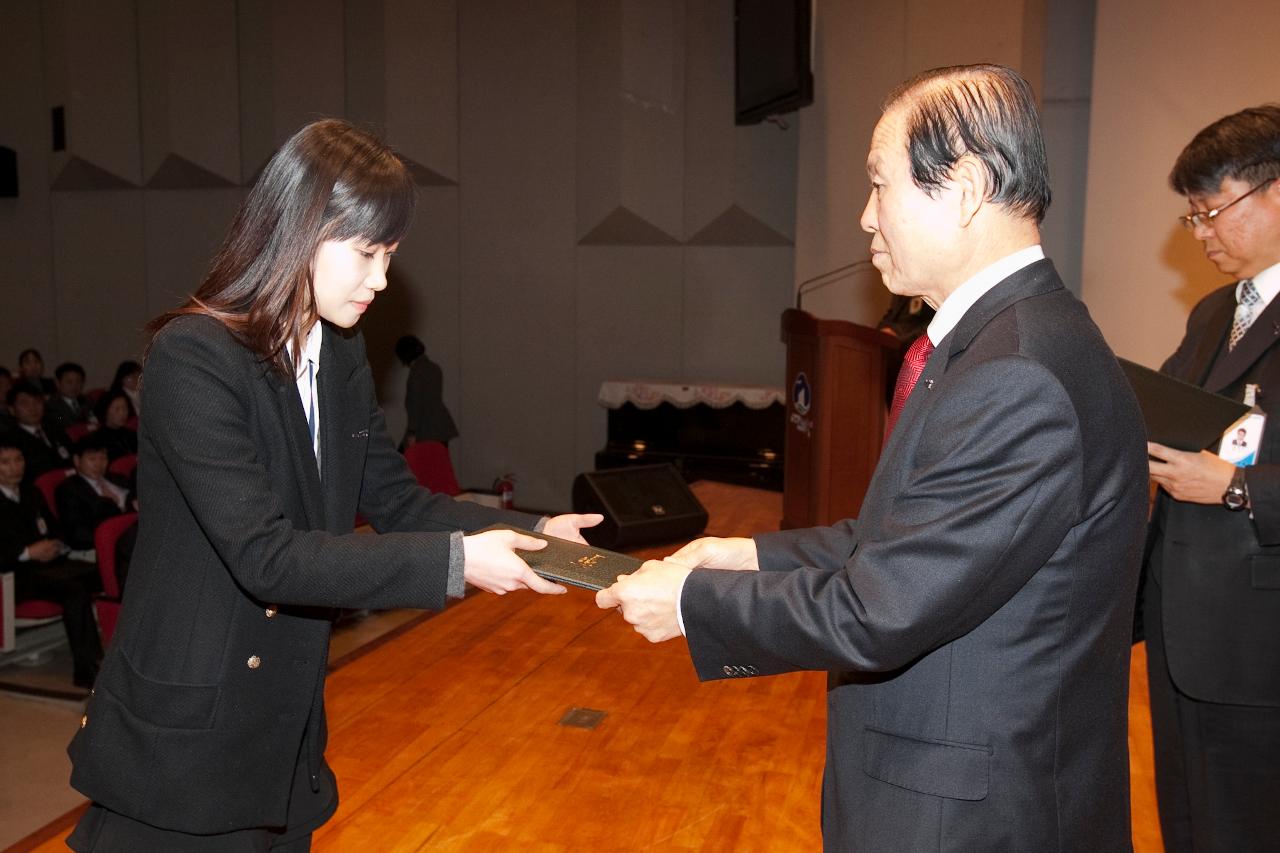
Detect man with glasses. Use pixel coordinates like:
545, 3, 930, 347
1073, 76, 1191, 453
1143, 104, 1280, 851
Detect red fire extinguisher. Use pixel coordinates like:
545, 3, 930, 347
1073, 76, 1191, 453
494, 473, 515, 509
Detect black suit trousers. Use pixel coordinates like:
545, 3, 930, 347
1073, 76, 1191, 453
16, 558, 102, 680
1144, 559, 1280, 853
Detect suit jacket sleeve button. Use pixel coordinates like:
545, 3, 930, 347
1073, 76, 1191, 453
264, 606, 277, 618
722, 665, 735, 676
247, 655, 262, 670
80, 714, 88, 728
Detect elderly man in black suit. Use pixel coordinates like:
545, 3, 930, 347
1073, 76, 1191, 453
1143, 104, 1280, 852
599, 64, 1149, 851
0, 435, 102, 687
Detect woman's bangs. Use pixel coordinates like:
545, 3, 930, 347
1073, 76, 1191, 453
325, 165, 416, 247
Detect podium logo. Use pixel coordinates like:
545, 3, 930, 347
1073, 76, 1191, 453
792, 372, 812, 415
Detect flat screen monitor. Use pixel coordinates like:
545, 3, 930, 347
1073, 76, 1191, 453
734, 0, 814, 126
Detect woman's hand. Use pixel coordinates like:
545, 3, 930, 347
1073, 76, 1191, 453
542, 513, 604, 544
462, 529, 567, 595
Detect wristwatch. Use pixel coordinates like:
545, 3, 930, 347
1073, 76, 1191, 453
1223, 466, 1249, 511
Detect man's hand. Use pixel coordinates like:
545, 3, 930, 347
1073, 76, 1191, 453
1148, 441, 1237, 505
595, 559, 691, 643
666, 536, 759, 571
542, 513, 603, 544
462, 529, 566, 595
26, 539, 64, 562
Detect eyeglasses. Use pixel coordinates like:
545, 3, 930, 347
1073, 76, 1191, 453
1178, 180, 1274, 231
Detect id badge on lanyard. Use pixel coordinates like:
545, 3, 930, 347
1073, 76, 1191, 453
1219, 383, 1266, 466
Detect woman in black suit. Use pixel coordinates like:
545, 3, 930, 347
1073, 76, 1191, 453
91, 389, 138, 461
66, 119, 598, 851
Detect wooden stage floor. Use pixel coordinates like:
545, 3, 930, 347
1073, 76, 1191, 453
22, 480, 1163, 851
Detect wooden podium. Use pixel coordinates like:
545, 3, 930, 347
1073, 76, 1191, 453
780, 308, 902, 529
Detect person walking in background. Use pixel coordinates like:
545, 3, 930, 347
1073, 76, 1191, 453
394, 334, 459, 449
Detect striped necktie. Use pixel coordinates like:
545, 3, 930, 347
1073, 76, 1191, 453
885, 335, 936, 438
1229, 279, 1260, 350
306, 359, 319, 473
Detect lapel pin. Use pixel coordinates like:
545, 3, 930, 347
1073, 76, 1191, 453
350, 429, 369, 439
925, 379, 934, 389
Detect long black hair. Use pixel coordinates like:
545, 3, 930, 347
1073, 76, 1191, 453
149, 119, 416, 375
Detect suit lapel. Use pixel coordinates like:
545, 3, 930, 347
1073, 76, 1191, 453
318, 326, 364, 532
876, 261, 1064, 469
1171, 294, 1233, 386
1204, 286, 1280, 392
266, 357, 324, 531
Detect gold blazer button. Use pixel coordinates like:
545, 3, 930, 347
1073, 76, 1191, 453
247, 655, 262, 670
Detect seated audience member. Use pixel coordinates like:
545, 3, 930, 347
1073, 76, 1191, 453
46, 362, 99, 432
92, 390, 137, 461
2, 382, 73, 483
109, 360, 142, 416
394, 334, 459, 448
56, 434, 134, 552
0, 367, 14, 432
17, 348, 56, 396
0, 436, 103, 688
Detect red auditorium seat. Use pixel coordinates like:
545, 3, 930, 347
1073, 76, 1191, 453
403, 441, 461, 497
92, 511, 138, 647
65, 423, 95, 443
108, 453, 138, 478
34, 468, 72, 520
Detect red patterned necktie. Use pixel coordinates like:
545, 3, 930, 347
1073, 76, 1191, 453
885, 335, 935, 438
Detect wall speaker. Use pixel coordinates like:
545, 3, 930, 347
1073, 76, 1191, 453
572, 464, 708, 550
0, 147, 16, 197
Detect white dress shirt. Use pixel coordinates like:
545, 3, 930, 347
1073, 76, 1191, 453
1244, 260, 1280, 312
286, 323, 323, 471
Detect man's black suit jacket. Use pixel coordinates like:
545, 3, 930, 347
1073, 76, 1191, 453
682, 261, 1149, 851
68, 316, 541, 835
45, 394, 95, 431
1144, 281, 1280, 707
0, 485, 59, 574
1, 421, 72, 483
55, 474, 131, 551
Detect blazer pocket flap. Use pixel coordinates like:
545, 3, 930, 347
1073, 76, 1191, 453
863, 726, 990, 801
107, 653, 220, 730
1251, 556, 1280, 589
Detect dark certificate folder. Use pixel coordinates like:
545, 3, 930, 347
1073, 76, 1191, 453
1118, 358, 1249, 451
475, 524, 642, 591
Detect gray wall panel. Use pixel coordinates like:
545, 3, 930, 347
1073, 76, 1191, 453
0, 2, 57, 363
457, 0, 578, 507
682, 247, 792, 386
573, 247, 685, 475
50, 192, 148, 381
142, 189, 244, 320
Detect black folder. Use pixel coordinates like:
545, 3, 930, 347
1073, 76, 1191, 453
1118, 358, 1249, 451
474, 524, 642, 591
